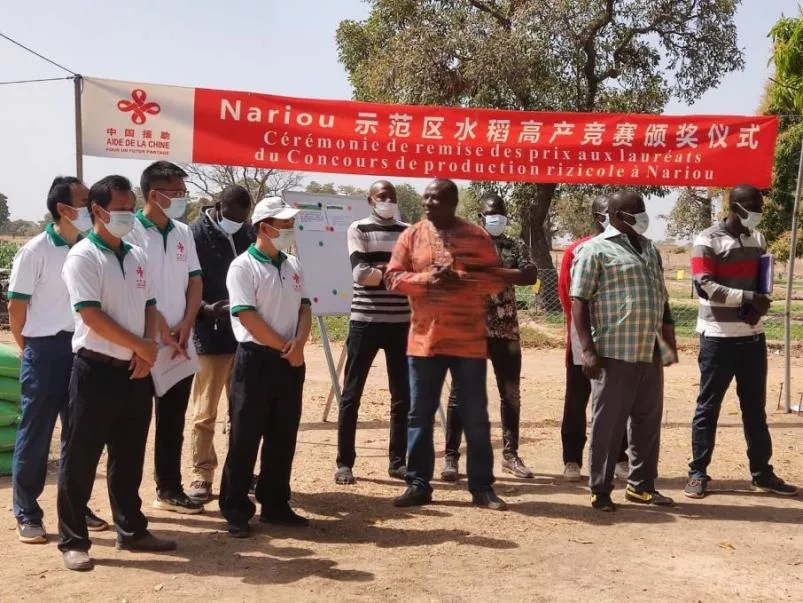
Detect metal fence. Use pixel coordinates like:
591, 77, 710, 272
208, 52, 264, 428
515, 268, 803, 345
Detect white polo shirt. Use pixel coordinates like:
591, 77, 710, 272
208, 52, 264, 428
125, 211, 201, 329
7, 223, 77, 337
62, 232, 155, 361
227, 244, 310, 345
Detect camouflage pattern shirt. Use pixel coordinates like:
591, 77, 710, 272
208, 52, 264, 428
486, 234, 535, 341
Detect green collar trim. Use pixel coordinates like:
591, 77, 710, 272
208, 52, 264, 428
136, 209, 174, 235
46, 223, 69, 247
87, 230, 132, 256
248, 244, 286, 268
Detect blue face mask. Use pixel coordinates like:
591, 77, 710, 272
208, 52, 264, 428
483, 214, 508, 237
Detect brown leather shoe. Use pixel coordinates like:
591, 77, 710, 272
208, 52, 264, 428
63, 550, 93, 571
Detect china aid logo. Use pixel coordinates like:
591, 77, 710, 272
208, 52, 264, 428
117, 89, 161, 125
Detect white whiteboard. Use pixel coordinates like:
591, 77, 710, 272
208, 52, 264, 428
283, 191, 368, 316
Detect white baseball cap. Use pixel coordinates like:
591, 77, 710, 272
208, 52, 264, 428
251, 196, 299, 223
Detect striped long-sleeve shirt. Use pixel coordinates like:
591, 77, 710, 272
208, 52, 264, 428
347, 213, 411, 323
691, 221, 766, 338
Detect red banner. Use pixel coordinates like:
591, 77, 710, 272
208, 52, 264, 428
83, 79, 779, 187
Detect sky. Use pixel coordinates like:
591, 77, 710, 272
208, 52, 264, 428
1, 0, 800, 239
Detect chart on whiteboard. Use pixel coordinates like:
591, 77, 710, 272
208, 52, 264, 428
283, 191, 369, 316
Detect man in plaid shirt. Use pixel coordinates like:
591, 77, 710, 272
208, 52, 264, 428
570, 191, 677, 512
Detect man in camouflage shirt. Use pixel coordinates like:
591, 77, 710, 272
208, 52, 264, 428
442, 194, 538, 480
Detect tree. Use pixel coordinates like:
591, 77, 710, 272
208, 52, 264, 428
183, 164, 303, 205
662, 188, 715, 241
305, 181, 338, 194
337, 0, 744, 276
0, 193, 10, 231
396, 183, 422, 223
758, 11, 803, 246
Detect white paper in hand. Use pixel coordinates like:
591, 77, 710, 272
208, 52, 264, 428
151, 342, 199, 397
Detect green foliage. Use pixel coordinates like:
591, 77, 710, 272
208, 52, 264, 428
396, 183, 422, 223
768, 229, 803, 262
1, 220, 42, 237
336, 0, 744, 269
305, 181, 339, 195
663, 188, 715, 241
768, 12, 803, 113
456, 186, 480, 221
0, 194, 9, 230
0, 242, 19, 270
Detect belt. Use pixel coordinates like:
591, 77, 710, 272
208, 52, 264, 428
702, 333, 764, 344
26, 330, 73, 340
240, 342, 281, 356
77, 348, 131, 369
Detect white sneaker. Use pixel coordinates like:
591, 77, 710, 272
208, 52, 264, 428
563, 463, 582, 482
614, 461, 629, 481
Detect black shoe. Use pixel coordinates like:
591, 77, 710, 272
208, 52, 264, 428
388, 465, 407, 480
85, 509, 109, 532
259, 506, 310, 527
684, 476, 710, 499
501, 456, 535, 479
227, 522, 252, 539
116, 531, 177, 552
63, 550, 93, 571
441, 457, 459, 482
625, 485, 675, 507
393, 486, 432, 507
249, 475, 258, 495
153, 490, 204, 515
752, 474, 799, 496
472, 490, 508, 511
335, 466, 356, 485
591, 493, 616, 512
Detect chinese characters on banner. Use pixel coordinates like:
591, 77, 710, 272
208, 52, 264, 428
82, 78, 779, 187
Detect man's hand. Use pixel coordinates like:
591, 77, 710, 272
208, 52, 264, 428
281, 337, 305, 367
581, 348, 603, 380
742, 305, 762, 326
661, 323, 679, 366
129, 354, 151, 379
164, 327, 189, 360
429, 265, 460, 287
751, 293, 771, 316
209, 300, 230, 318
170, 320, 193, 359
133, 337, 158, 366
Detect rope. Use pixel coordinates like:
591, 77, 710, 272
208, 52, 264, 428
0, 31, 77, 75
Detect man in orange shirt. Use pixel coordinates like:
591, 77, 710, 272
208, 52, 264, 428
385, 179, 507, 510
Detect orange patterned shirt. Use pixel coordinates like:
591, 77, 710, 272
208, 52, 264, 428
385, 219, 504, 358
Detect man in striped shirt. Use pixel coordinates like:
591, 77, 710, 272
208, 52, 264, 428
335, 180, 411, 485
687, 184, 797, 498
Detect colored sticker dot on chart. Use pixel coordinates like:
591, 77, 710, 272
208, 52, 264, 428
313, 297, 319, 303
332, 289, 338, 295
298, 224, 304, 230
318, 240, 324, 246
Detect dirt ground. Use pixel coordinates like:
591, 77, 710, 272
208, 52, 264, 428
1, 343, 802, 602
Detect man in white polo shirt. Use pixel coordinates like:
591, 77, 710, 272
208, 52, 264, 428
8, 176, 107, 544
219, 197, 311, 538
58, 175, 178, 571
126, 161, 203, 514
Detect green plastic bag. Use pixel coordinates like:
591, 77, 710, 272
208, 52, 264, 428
0, 345, 20, 379
0, 377, 21, 405
0, 425, 16, 452
0, 401, 19, 427
0, 451, 12, 476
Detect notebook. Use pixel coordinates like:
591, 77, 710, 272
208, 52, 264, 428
757, 254, 773, 295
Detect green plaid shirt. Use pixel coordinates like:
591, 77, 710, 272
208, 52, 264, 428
569, 227, 668, 363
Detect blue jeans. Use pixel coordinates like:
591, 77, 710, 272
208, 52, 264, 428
13, 333, 74, 523
406, 356, 494, 495
689, 334, 772, 480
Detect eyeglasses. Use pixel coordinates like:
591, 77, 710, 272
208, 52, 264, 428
155, 189, 190, 198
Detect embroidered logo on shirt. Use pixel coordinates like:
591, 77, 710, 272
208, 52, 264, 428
135, 265, 146, 289
292, 272, 303, 292
176, 241, 187, 262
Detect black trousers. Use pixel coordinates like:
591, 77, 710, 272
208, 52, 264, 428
154, 375, 194, 496
58, 355, 153, 552
336, 321, 410, 470
445, 338, 522, 461
219, 344, 305, 525
689, 334, 772, 479
561, 363, 628, 466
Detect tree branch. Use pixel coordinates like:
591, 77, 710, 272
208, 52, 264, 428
467, 0, 511, 30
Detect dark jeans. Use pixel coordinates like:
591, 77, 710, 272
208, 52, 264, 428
407, 355, 494, 495
689, 334, 773, 480
154, 375, 194, 496
445, 338, 522, 461
337, 321, 410, 470
561, 363, 628, 466
219, 344, 305, 525
13, 333, 73, 523
58, 355, 153, 552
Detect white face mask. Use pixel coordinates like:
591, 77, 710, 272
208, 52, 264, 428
67, 207, 93, 233
269, 228, 295, 251
157, 192, 189, 220
373, 200, 396, 220
219, 215, 244, 235
483, 214, 508, 237
622, 211, 650, 235
732, 202, 762, 230
102, 210, 135, 238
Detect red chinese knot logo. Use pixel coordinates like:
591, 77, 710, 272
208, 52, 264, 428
117, 89, 161, 125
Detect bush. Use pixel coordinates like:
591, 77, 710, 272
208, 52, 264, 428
768, 230, 803, 262
0, 242, 19, 270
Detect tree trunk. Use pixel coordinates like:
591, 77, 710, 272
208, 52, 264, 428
518, 183, 562, 312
